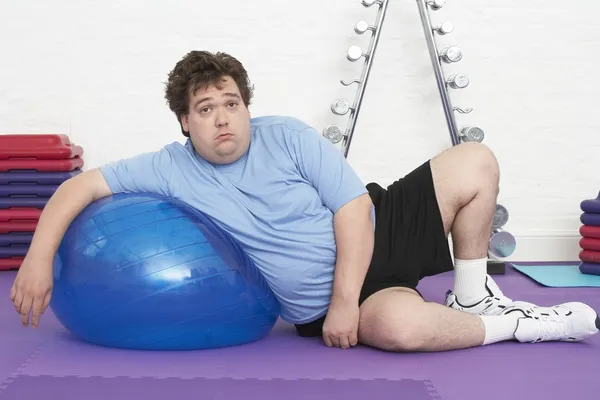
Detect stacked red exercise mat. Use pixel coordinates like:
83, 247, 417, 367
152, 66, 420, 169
578, 191, 600, 276
0, 134, 84, 270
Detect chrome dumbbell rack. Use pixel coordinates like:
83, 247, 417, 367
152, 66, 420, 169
323, 0, 390, 158
417, 0, 516, 266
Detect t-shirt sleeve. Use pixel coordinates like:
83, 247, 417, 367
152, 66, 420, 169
287, 121, 368, 213
98, 146, 174, 196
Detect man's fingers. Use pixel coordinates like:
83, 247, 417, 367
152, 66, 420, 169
324, 332, 342, 348
9, 285, 16, 302
331, 337, 341, 348
13, 292, 23, 313
323, 331, 359, 349
20, 296, 33, 326
339, 336, 351, 349
31, 296, 45, 328
42, 291, 51, 314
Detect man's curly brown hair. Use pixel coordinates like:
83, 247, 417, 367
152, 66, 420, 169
164, 50, 254, 137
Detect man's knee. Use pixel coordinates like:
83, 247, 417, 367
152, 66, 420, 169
457, 142, 499, 183
433, 142, 499, 187
360, 313, 429, 351
358, 289, 429, 352
369, 325, 428, 352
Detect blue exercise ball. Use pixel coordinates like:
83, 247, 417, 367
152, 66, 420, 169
50, 193, 280, 350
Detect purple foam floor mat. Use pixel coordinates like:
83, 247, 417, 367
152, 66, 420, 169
1, 263, 599, 400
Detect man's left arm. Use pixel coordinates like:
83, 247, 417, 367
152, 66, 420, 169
331, 193, 374, 307
288, 122, 375, 347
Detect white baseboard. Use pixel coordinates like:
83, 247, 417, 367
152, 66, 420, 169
448, 231, 582, 263
506, 233, 581, 262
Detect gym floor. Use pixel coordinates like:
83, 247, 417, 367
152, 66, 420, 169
1, 263, 598, 400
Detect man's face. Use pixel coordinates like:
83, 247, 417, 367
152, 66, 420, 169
181, 76, 251, 165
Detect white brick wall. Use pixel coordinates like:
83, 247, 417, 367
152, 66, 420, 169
1, 0, 598, 261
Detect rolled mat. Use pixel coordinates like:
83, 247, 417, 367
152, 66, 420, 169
0, 209, 41, 222
0, 245, 29, 258
0, 257, 22, 270
581, 192, 600, 213
581, 213, 600, 227
580, 225, 600, 238
579, 262, 600, 276
0, 221, 38, 234
0, 184, 60, 197
580, 250, 600, 263
0, 233, 34, 246
0, 198, 49, 209
580, 237, 600, 251
0, 170, 81, 185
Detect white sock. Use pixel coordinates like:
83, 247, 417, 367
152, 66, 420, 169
480, 311, 525, 345
453, 257, 489, 305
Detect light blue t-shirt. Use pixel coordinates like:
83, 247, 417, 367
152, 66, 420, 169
99, 115, 373, 324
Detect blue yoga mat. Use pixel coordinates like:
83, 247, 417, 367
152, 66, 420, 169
511, 263, 600, 287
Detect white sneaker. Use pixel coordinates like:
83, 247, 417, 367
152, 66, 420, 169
508, 301, 600, 343
444, 275, 513, 316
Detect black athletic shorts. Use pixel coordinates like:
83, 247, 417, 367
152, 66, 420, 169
295, 160, 454, 337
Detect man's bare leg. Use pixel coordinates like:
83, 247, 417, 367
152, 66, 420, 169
355, 143, 517, 352
357, 287, 520, 352
430, 142, 500, 306
354, 142, 599, 352
357, 287, 598, 352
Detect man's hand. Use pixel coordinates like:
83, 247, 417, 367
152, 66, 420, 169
10, 255, 54, 328
322, 298, 360, 349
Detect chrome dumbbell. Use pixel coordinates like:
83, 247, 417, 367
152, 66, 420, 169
330, 99, 352, 116
322, 125, 345, 144
489, 230, 516, 258
354, 20, 375, 35
459, 126, 485, 143
489, 229, 516, 258
489, 204, 516, 258
493, 204, 509, 228
347, 45, 367, 62
433, 21, 453, 35
447, 73, 469, 89
440, 46, 463, 63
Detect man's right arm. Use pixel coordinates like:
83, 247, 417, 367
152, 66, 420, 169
10, 147, 174, 328
26, 168, 113, 266
9, 169, 113, 328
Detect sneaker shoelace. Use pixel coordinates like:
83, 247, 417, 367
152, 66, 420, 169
519, 305, 570, 342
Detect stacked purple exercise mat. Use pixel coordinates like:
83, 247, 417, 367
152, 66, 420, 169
578, 191, 600, 276
0, 134, 84, 270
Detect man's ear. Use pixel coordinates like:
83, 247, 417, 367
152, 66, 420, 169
180, 114, 189, 132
